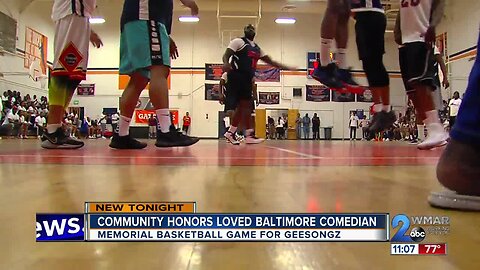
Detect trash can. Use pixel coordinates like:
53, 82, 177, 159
324, 127, 332, 140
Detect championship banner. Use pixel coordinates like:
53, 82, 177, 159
134, 110, 179, 125
205, 83, 221, 101
205, 64, 224, 81
332, 91, 355, 102
77, 84, 95, 96
306, 85, 330, 102
255, 65, 280, 82
357, 88, 374, 103
258, 92, 280, 105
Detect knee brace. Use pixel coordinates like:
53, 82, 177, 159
362, 55, 389, 87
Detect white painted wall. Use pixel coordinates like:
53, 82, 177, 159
6, 1, 476, 138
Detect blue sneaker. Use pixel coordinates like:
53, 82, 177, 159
312, 63, 344, 89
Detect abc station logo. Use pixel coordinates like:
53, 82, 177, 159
409, 227, 426, 242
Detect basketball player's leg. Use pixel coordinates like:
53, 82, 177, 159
109, 20, 150, 149
403, 42, 447, 150
312, 0, 345, 89
355, 11, 395, 132
42, 15, 90, 149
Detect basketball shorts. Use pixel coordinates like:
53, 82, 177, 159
120, 20, 171, 79
51, 14, 90, 81
399, 42, 436, 93
451, 32, 480, 145
224, 90, 237, 112
354, 11, 386, 61
227, 71, 254, 102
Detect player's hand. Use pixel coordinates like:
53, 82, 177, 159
181, 0, 199, 16
422, 26, 436, 46
169, 37, 179, 59
443, 78, 450, 89
90, 31, 103, 48
223, 63, 232, 72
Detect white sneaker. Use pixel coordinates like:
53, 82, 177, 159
417, 129, 449, 150
245, 136, 265, 144
224, 132, 240, 145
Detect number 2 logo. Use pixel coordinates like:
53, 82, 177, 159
401, 0, 421, 7
391, 214, 413, 242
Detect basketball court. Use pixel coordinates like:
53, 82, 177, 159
0, 139, 479, 269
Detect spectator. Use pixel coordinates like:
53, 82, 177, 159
35, 113, 46, 138
276, 117, 285, 140
268, 116, 275, 140
148, 115, 157, 139
111, 112, 119, 133
302, 114, 310, 139
0, 107, 15, 138
360, 116, 370, 140
182, 112, 191, 135
99, 114, 107, 139
448, 91, 462, 129
312, 113, 320, 140
295, 113, 301, 139
19, 111, 29, 139
349, 112, 359, 141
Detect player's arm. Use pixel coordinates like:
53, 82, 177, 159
435, 53, 450, 88
219, 78, 226, 104
260, 55, 295, 70
222, 48, 235, 72
424, 0, 446, 44
179, 0, 198, 15
394, 12, 402, 45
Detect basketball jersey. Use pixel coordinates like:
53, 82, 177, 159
52, 0, 96, 21
400, 0, 433, 44
351, 0, 384, 13
121, 0, 173, 34
229, 38, 263, 77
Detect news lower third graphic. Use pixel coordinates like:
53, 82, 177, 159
35, 202, 450, 254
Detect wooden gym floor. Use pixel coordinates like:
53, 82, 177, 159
0, 139, 479, 270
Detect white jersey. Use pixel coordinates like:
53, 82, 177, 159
400, 0, 433, 43
52, 0, 96, 21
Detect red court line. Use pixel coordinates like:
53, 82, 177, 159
0, 140, 442, 166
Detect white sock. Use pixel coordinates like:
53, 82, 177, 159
228, 126, 237, 134
336, 48, 347, 69
417, 124, 425, 140
373, 104, 383, 113
119, 116, 131, 136
156, 109, 172, 133
382, 105, 391, 112
424, 110, 444, 134
246, 129, 254, 136
47, 124, 61, 134
320, 38, 333, 67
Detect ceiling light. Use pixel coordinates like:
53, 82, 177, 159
179, 16, 199, 23
89, 17, 105, 24
275, 18, 296, 24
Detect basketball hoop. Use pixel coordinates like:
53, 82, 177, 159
29, 59, 48, 88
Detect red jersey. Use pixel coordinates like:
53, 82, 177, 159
183, 116, 191, 126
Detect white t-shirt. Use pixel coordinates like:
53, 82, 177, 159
52, 0, 96, 21
35, 116, 46, 127
17, 106, 26, 112
449, 98, 462, 117
400, 0, 433, 43
27, 106, 35, 113
350, 116, 359, 127
2, 110, 13, 125
11, 112, 20, 122
228, 38, 266, 57
111, 114, 119, 124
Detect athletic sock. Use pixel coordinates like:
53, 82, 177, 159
118, 116, 131, 136
336, 48, 348, 69
320, 38, 333, 67
228, 126, 237, 134
47, 124, 61, 134
417, 124, 425, 140
156, 109, 171, 133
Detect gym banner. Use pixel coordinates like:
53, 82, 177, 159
307, 52, 320, 79
306, 85, 330, 102
258, 92, 280, 105
77, 84, 95, 96
134, 110, 179, 125
332, 91, 355, 102
205, 64, 224, 81
255, 65, 280, 82
357, 88, 374, 103
205, 83, 221, 101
